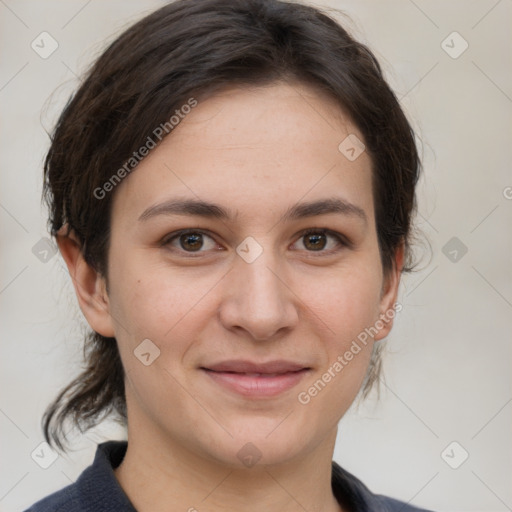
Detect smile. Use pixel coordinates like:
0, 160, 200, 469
200, 360, 311, 398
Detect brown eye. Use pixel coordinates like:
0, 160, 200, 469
303, 232, 327, 251
179, 233, 204, 251
164, 230, 218, 254
292, 229, 346, 254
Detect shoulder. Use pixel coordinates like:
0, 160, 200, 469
372, 494, 435, 512
331, 461, 435, 512
24, 441, 135, 512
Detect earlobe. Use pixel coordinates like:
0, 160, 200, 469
374, 242, 404, 342
56, 226, 116, 338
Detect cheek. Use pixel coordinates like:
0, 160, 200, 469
304, 263, 383, 341
297, 260, 383, 405
107, 254, 229, 368
107, 260, 197, 347
108, 270, 206, 411
296, 269, 380, 419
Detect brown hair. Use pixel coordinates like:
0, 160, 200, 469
42, 0, 420, 450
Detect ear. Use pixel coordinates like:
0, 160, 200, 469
56, 226, 116, 338
373, 241, 404, 342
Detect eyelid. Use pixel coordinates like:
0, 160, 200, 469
161, 227, 351, 256
291, 227, 351, 253
161, 228, 222, 255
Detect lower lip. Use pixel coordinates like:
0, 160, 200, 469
202, 369, 310, 398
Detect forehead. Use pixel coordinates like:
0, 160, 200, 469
111, 82, 375, 225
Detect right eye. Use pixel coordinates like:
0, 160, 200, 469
162, 229, 222, 255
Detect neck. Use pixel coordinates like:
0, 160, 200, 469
114, 415, 344, 512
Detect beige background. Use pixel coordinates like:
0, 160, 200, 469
1, 1, 511, 511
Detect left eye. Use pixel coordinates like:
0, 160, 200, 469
164, 230, 219, 253
162, 229, 346, 256
292, 230, 345, 252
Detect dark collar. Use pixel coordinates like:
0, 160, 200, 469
74, 441, 137, 511
75, 441, 381, 512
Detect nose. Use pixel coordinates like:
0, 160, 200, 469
218, 249, 299, 341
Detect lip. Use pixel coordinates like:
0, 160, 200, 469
200, 360, 311, 398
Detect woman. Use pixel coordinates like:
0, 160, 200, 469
26, 0, 432, 510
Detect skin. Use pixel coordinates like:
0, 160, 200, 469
58, 82, 403, 512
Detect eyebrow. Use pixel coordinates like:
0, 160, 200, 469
138, 197, 367, 224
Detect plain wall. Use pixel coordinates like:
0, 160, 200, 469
0, 1, 510, 511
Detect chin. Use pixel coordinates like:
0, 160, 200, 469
212, 418, 316, 468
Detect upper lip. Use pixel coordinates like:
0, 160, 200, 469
201, 360, 310, 374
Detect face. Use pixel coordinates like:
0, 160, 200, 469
93, 82, 401, 467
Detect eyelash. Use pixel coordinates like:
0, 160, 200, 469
161, 228, 350, 257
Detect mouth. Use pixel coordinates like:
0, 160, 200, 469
200, 360, 311, 398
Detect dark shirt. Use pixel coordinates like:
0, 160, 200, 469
24, 441, 433, 512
